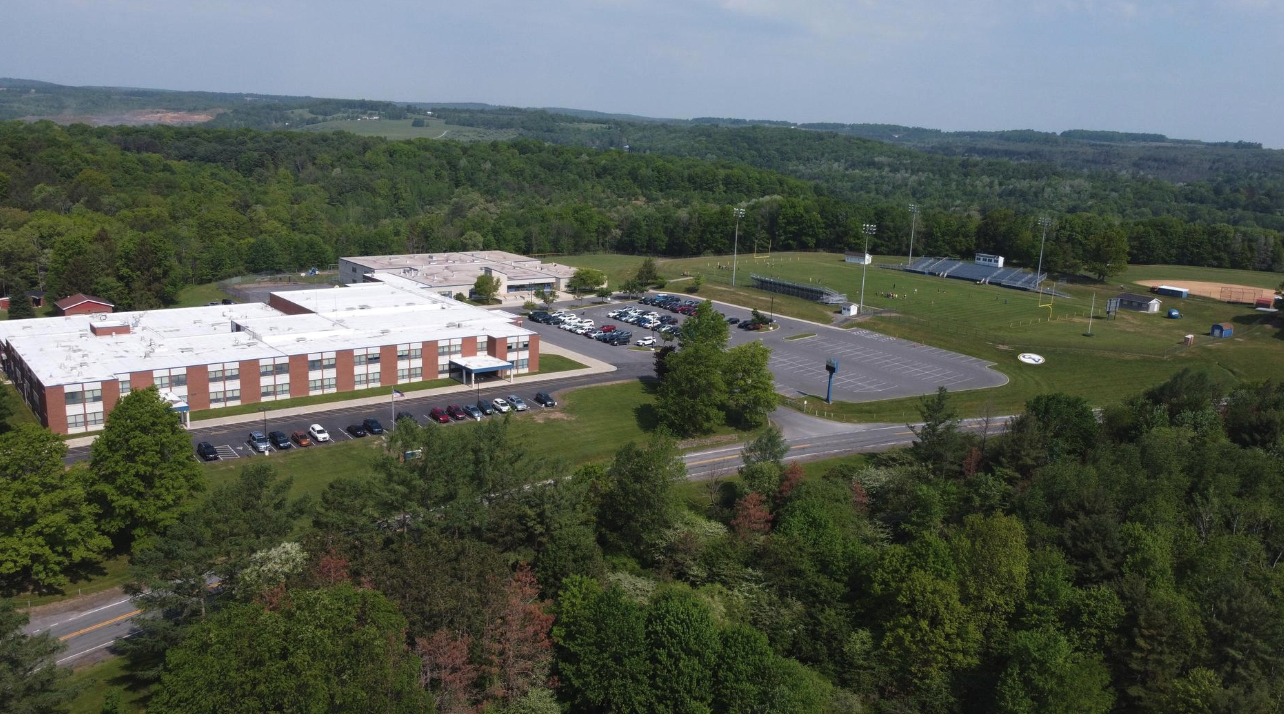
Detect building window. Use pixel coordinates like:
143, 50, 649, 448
323, 377, 336, 390
409, 348, 421, 360
274, 363, 289, 376
515, 358, 530, 370
354, 373, 367, 387
210, 391, 224, 405
171, 374, 187, 387
155, 375, 171, 389
119, 379, 130, 395
308, 359, 322, 371
68, 414, 85, 429
367, 374, 380, 386
209, 369, 223, 382
309, 379, 321, 392
367, 354, 380, 365
323, 357, 336, 369
438, 364, 450, 377
261, 385, 275, 398
225, 368, 239, 382
88, 412, 104, 427
260, 363, 274, 377
397, 347, 409, 361
354, 354, 367, 367
397, 369, 409, 382
85, 389, 102, 403
225, 389, 239, 402
438, 342, 461, 356
66, 391, 84, 405
275, 383, 289, 396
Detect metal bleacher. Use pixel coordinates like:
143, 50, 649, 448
901, 257, 1046, 292
750, 274, 848, 304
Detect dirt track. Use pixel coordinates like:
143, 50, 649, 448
1135, 279, 1277, 302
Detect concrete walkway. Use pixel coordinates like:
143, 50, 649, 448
62, 343, 614, 449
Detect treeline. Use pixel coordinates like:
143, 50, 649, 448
10, 370, 1284, 712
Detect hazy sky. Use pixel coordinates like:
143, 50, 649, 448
4, 0, 1282, 146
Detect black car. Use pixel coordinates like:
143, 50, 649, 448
363, 418, 385, 435
221, 298, 236, 305
395, 411, 419, 425
195, 441, 219, 461
268, 430, 292, 449
477, 400, 495, 416
727, 317, 740, 324
534, 391, 556, 407
346, 424, 367, 437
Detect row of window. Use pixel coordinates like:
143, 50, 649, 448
514, 358, 530, 371
438, 342, 463, 356
65, 388, 103, 405
353, 354, 381, 367
208, 368, 240, 383
307, 357, 338, 371
210, 389, 241, 405
396, 348, 422, 361
397, 367, 423, 382
155, 374, 188, 389
260, 383, 291, 398
354, 373, 381, 388
67, 412, 104, 429
259, 363, 290, 377
309, 378, 338, 392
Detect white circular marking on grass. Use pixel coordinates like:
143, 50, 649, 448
1018, 353, 1045, 365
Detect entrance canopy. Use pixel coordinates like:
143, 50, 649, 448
450, 356, 514, 385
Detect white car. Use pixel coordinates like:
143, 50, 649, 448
492, 397, 512, 413
636, 337, 656, 346
308, 424, 331, 442
508, 395, 528, 411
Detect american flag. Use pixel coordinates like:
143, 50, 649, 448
393, 389, 405, 399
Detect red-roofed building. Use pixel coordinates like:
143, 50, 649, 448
54, 293, 114, 317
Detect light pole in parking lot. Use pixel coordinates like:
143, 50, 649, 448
907, 204, 919, 266
1036, 216, 1051, 296
860, 223, 876, 313
731, 207, 745, 287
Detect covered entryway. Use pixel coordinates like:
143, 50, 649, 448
449, 355, 514, 385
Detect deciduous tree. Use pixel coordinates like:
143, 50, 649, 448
473, 272, 501, 304
0, 599, 75, 714
724, 341, 776, 428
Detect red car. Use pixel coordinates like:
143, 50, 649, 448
428, 407, 450, 424
447, 404, 468, 421
600, 325, 617, 332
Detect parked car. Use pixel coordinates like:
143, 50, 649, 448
428, 407, 450, 423
346, 424, 367, 437
268, 430, 292, 450
195, 441, 219, 461
291, 430, 313, 447
636, 336, 656, 346
221, 298, 236, 305
492, 397, 512, 413
508, 395, 528, 411
309, 424, 331, 442
248, 431, 271, 453
363, 418, 385, 435
462, 404, 483, 421
477, 400, 495, 416
395, 411, 419, 426
534, 391, 556, 407
727, 317, 740, 324
447, 404, 467, 420
601, 324, 617, 332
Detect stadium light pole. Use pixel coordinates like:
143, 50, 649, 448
731, 207, 746, 287
860, 223, 877, 313
907, 203, 919, 266
1036, 216, 1051, 295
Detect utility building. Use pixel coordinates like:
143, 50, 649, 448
338, 251, 579, 303
1115, 293, 1162, 313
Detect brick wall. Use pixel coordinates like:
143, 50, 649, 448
239, 359, 261, 404
102, 379, 121, 413
268, 293, 315, 315
44, 385, 66, 434
461, 337, 478, 357
289, 355, 309, 398
186, 365, 210, 411
488, 336, 507, 362
528, 335, 540, 373
336, 350, 355, 391
130, 370, 154, 390
380, 345, 398, 386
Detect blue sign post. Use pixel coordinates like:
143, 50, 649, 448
825, 358, 839, 404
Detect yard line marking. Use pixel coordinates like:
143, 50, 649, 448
59, 610, 140, 641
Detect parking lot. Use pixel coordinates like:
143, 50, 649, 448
189, 380, 568, 462
526, 296, 1006, 402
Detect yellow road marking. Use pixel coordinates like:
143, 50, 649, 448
687, 454, 740, 467
59, 610, 140, 641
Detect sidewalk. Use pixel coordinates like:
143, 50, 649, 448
63, 343, 614, 448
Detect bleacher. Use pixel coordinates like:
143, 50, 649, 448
901, 257, 1046, 292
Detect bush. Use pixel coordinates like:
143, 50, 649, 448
411, 118, 426, 127
523, 300, 538, 312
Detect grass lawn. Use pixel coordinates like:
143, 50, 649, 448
568, 252, 1284, 420
171, 281, 234, 308
203, 436, 386, 504
67, 655, 151, 714
784, 332, 816, 341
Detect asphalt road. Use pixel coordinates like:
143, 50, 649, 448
25, 593, 142, 666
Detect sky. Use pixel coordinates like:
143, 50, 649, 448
3, 0, 1283, 147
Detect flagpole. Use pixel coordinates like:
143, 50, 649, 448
391, 386, 394, 424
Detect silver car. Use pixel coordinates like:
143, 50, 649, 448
507, 395, 528, 411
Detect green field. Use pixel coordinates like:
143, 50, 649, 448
297, 117, 515, 142
563, 252, 1284, 418
171, 281, 234, 308
68, 654, 150, 714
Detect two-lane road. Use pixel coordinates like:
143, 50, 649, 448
25, 595, 141, 665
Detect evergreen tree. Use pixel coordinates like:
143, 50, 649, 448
0, 599, 75, 714
5, 276, 35, 320
910, 387, 964, 478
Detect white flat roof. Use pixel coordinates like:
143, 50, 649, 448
451, 355, 513, 371
342, 251, 577, 284
1, 284, 532, 387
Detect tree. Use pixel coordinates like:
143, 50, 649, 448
522, 300, 537, 312
89, 387, 204, 544
910, 387, 964, 478
5, 276, 35, 320
690, 274, 705, 292
731, 492, 773, 540
644, 588, 720, 714
0, 599, 75, 714
724, 342, 776, 428
1083, 227, 1129, 281
678, 300, 729, 350
567, 268, 606, 299
148, 585, 427, 714
636, 257, 660, 286
594, 286, 612, 302
553, 577, 654, 713
533, 287, 557, 309
0, 426, 109, 591
597, 437, 685, 554
657, 343, 727, 435
473, 272, 501, 304
46, 232, 98, 301
620, 278, 646, 297
952, 513, 1030, 639
740, 424, 788, 497
994, 628, 1114, 714
880, 570, 980, 690
480, 564, 555, 703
